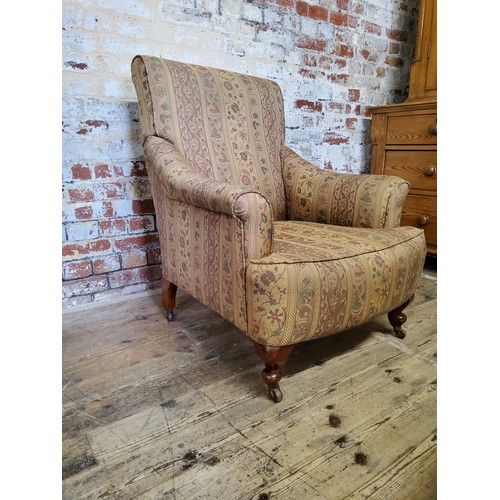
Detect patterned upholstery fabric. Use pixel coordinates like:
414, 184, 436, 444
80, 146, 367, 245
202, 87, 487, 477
144, 135, 273, 332
132, 56, 427, 347
132, 55, 286, 220
282, 145, 410, 229
247, 222, 425, 346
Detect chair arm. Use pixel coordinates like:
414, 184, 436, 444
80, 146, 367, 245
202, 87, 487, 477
145, 135, 273, 258
281, 145, 410, 229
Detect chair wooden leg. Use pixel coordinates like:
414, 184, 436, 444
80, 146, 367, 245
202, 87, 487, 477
253, 341, 294, 403
388, 294, 414, 339
162, 278, 178, 322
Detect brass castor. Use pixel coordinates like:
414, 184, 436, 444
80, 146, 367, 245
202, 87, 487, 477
269, 387, 283, 403
162, 279, 178, 323
388, 295, 413, 339
392, 317, 407, 339
165, 308, 175, 322
253, 342, 294, 403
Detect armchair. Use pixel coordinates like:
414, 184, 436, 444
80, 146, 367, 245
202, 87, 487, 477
131, 56, 426, 402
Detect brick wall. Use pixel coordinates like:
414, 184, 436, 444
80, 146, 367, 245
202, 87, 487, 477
62, 0, 419, 307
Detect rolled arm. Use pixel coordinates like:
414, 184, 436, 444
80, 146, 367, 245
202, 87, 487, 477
281, 145, 410, 229
144, 135, 273, 258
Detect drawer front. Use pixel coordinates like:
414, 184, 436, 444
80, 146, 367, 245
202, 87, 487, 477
386, 113, 437, 145
384, 150, 437, 193
401, 194, 437, 250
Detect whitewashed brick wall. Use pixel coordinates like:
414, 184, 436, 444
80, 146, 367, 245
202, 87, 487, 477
62, 0, 419, 307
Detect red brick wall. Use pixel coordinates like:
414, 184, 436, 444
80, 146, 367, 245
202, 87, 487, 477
62, 159, 162, 305
62, 0, 419, 307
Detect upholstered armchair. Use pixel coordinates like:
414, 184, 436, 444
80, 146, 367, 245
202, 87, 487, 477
131, 56, 426, 402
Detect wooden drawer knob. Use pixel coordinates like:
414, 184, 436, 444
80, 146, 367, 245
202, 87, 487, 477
428, 121, 437, 136
417, 215, 430, 225
423, 166, 436, 177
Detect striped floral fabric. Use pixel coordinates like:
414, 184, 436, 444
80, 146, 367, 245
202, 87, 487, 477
144, 135, 273, 332
132, 55, 287, 220
282, 145, 409, 228
247, 221, 426, 345
132, 56, 427, 347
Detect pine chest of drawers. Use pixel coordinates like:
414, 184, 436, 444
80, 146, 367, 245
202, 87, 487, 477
370, 100, 437, 255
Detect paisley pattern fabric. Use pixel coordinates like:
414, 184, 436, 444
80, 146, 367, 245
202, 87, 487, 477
132, 56, 427, 348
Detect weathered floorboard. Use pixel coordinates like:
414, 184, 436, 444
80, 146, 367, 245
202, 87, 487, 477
62, 266, 437, 499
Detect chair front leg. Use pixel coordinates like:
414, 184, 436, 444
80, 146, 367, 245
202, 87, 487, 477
161, 278, 178, 322
253, 341, 294, 403
388, 294, 414, 339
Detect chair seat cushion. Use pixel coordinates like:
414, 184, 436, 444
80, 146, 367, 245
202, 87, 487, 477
246, 221, 426, 346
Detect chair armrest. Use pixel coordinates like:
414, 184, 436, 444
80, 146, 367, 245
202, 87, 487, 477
281, 145, 410, 229
145, 135, 273, 258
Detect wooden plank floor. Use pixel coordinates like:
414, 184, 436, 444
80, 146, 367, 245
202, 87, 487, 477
62, 259, 437, 499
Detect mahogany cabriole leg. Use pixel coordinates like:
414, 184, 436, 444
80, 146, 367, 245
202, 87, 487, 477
162, 278, 178, 322
253, 341, 294, 403
388, 294, 414, 339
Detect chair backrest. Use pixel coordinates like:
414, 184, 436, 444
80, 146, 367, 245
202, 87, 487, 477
132, 55, 287, 220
